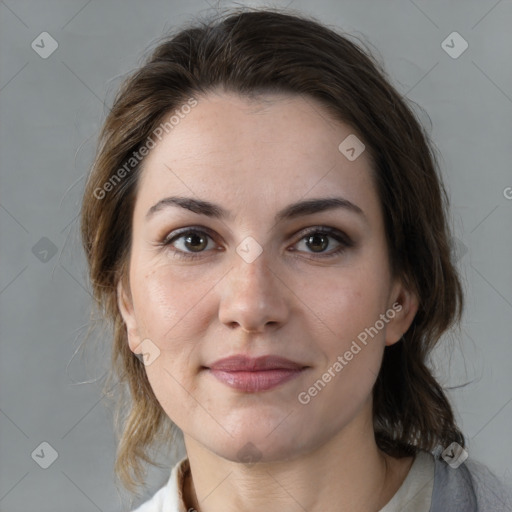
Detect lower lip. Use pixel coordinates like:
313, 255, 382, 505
208, 368, 306, 392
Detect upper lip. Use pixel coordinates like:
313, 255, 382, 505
206, 355, 307, 371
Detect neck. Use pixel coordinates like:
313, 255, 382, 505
182, 406, 413, 512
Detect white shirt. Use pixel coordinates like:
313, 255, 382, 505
379, 450, 434, 511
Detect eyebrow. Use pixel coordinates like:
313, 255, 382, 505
145, 196, 367, 225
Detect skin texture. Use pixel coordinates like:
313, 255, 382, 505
118, 90, 419, 511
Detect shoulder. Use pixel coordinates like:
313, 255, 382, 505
430, 453, 512, 512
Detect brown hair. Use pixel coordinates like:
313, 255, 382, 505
80, 6, 465, 496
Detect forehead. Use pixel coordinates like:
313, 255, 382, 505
134, 91, 379, 225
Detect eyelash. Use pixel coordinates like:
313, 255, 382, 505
158, 226, 353, 261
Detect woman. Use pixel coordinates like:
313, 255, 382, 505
80, 7, 511, 512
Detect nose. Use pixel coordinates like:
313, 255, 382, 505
218, 248, 290, 334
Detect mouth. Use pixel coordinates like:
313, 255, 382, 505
203, 355, 310, 393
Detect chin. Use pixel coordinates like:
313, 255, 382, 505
202, 421, 312, 465
215, 440, 304, 465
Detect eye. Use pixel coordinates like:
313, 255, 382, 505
161, 228, 218, 260
291, 227, 353, 258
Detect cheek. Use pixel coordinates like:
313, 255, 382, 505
301, 261, 391, 399
131, 263, 215, 343
129, 264, 220, 430
301, 265, 389, 345
296, 272, 389, 431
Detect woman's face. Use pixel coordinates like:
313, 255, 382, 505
118, 90, 418, 463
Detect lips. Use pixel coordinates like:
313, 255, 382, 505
208, 355, 305, 372
205, 355, 308, 392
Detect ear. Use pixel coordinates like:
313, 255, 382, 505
117, 278, 143, 354
384, 278, 419, 347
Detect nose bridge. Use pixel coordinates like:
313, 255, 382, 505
235, 244, 272, 291
218, 242, 288, 331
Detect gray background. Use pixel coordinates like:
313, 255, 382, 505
1, 0, 511, 510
